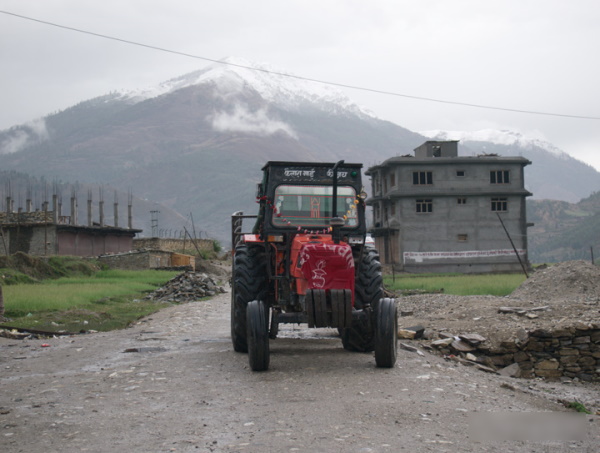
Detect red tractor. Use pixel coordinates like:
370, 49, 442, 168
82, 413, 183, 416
231, 161, 397, 371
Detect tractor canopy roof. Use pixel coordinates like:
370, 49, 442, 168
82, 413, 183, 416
258, 161, 366, 234
261, 161, 363, 187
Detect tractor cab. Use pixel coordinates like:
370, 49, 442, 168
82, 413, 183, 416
255, 161, 367, 239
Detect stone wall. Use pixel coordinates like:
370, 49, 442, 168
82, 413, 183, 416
133, 237, 214, 254
492, 324, 599, 381
27, 226, 57, 256
97, 250, 194, 271
0, 211, 54, 224
1, 225, 57, 255
433, 323, 600, 382
97, 250, 154, 270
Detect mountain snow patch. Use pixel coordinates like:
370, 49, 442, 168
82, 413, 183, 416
119, 57, 376, 119
210, 104, 298, 139
420, 129, 568, 158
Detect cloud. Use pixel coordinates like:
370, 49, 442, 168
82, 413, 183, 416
210, 104, 298, 139
0, 118, 49, 154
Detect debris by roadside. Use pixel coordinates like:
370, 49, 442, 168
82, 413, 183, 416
395, 260, 600, 386
0, 325, 82, 339
144, 271, 227, 303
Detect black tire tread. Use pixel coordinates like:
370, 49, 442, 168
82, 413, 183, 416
247, 300, 270, 371
341, 247, 383, 352
375, 297, 398, 367
231, 245, 267, 352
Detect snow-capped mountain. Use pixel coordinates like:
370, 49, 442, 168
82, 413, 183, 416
0, 57, 422, 239
1, 57, 381, 156
120, 57, 376, 119
421, 129, 569, 159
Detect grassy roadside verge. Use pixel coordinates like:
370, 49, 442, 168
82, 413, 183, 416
1, 266, 180, 333
383, 273, 526, 296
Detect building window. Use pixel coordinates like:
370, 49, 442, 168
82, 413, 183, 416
389, 173, 396, 187
457, 234, 468, 242
457, 197, 467, 205
490, 170, 510, 184
491, 197, 508, 212
416, 199, 433, 213
456, 170, 465, 177
390, 202, 396, 216
413, 171, 433, 185
432, 145, 442, 157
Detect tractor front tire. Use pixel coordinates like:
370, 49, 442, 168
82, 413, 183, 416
231, 245, 267, 353
340, 248, 383, 352
374, 298, 398, 368
247, 300, 270, 371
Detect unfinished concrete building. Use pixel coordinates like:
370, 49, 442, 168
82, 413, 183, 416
366, 140, 532, 273
0, 191, 141, 257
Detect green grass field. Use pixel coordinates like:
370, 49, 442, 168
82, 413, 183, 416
383, 272, 526, 296
1, 269, 180, 332
0, 253, 528, 334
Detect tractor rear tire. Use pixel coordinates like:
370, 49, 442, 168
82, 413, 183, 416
374, 298, 398, 368
231, 245, 267, 353
247, 300, 270, 371
340, 248, 383, 352
340, 313, 375, 352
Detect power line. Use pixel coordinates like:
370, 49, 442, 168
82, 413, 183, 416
2, 9, 599, 121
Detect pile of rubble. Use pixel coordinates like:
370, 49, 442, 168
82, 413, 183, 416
145, 272, 228, 303
511, 260, 600, 302
397, 261, 600, 383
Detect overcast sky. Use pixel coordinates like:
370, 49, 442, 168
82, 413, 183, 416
2, 1, 600, 170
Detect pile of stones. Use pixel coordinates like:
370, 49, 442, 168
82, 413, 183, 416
145, 272, 227, 303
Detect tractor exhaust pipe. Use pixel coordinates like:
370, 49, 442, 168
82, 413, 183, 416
331, 160, 345, 244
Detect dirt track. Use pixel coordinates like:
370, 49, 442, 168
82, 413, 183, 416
1, 291, 599, 453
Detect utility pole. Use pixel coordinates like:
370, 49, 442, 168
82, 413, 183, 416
497, 212, 529, 278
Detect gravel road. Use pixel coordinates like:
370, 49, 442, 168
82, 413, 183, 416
1, 291, 599, 452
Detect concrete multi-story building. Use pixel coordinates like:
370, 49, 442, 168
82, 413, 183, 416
366, 140, 532, 273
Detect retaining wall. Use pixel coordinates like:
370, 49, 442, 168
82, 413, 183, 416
98, 250, 195, 271
435, 323, 600, 382
133, 237, 213, 253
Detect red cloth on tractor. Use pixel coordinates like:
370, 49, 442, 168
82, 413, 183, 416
299, 243, 355, 296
